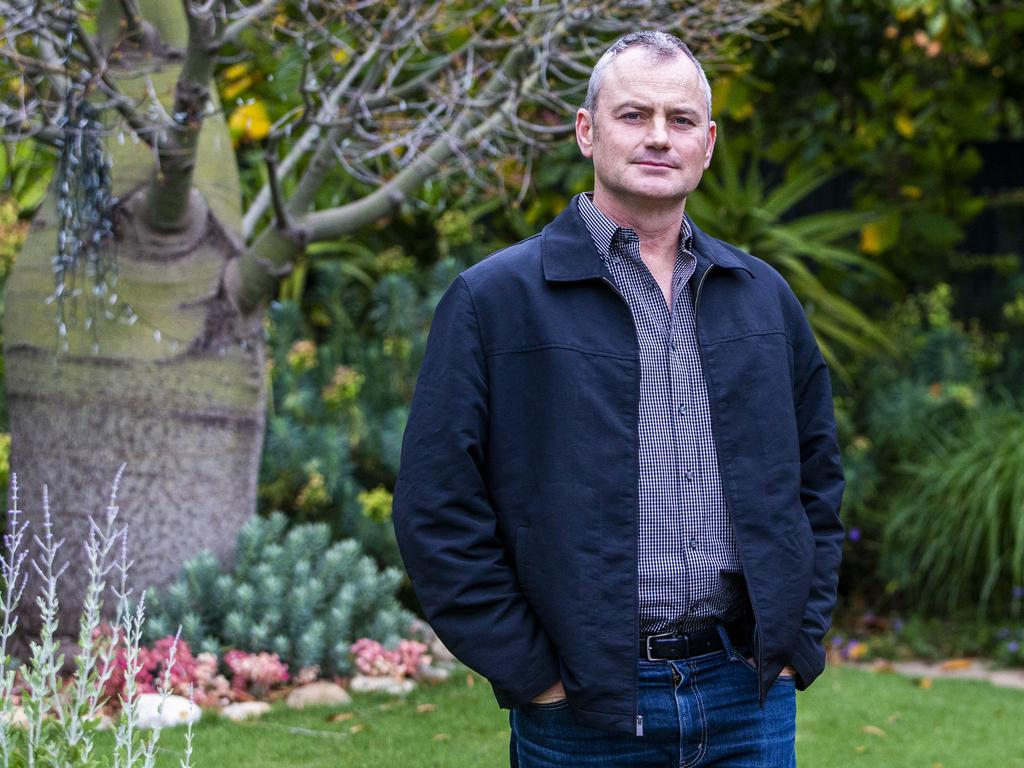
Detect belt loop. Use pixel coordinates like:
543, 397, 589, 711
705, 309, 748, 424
714, 622, 736, 659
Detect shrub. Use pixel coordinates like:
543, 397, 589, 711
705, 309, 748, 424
0, 469, 193, 766
144, 511, 414, 676
883, 404, 1024, 617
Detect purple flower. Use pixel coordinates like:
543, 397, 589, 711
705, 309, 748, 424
1013, 585, 1024, 599
997, 627, 1011, 639
847, 527, 861, 542
831, 635, 845, 647
1008, 641, 1021, 654
892, 617, 905, 633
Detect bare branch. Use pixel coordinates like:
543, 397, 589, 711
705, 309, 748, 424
218, 0, 279, 48
263, 139, 292, 235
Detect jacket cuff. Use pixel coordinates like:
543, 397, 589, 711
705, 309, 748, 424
790, 630, 826, 691
491, 655, 562, 708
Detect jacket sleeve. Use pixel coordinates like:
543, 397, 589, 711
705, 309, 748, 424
786, 296, 845, 689
392, 275, 562, 705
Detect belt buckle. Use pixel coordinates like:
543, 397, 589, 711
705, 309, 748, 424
645, 630, 683, 661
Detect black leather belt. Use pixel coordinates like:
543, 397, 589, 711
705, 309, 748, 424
640, 622, 747, 661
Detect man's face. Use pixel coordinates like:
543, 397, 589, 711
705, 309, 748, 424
575, 47, 716, 210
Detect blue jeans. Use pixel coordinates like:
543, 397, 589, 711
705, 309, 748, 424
509, 630, 796, 767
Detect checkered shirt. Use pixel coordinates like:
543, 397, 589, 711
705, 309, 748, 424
576, 193, 743, 635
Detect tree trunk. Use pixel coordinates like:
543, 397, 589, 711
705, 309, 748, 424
3, 2, 264, 640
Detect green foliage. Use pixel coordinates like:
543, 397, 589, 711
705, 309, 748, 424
0, 141, 55, 216
883, 405, 1024, 617
259, 259, 455, 565
835, 283, 1019, 616
687, 130, 892, 375
258, 187, 504, 564
723, 0, 1024, 285
144, 512, 414, 675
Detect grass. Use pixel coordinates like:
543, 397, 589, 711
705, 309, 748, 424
93, 666, 1024, 767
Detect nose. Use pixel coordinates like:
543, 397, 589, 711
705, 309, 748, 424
644, 116, 670, 149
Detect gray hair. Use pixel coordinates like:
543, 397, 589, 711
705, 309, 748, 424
581, 31, 713, 122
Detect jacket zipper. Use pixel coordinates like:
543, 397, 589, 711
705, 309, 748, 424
693, 263, 767, 703
602, 274, 643, 737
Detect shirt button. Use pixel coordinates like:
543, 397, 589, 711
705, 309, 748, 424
683, 470, 694, 482
689, 537, 698, 550
678, 403, 686, 415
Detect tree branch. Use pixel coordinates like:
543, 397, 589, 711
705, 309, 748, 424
218, 0, 279, 48
142, 0, 221, 232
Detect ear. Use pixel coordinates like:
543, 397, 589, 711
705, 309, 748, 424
576, 108, 595, 159
703, 120, 717, 169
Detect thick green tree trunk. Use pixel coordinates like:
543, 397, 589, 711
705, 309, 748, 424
3, 2, 264, 639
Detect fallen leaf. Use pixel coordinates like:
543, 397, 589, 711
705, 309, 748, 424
433, 733, 450, 741
328, 712, 355, 722
861, 725, 887, 737
917, 677, 933, 689
416, 704, 436, 713
466, 674, 475, 687
886, 713, 900, 724
350, 724, 365, 734
854, 745, 866, 753
932, 763, 944, 768
939, 658, 972, 672
871, 660, 895, 673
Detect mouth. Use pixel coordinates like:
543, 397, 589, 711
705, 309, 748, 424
634, 161, 677, 169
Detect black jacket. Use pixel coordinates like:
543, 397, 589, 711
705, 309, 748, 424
393, 201, 844, 734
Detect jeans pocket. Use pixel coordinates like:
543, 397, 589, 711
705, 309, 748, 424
729, 646, 759, 676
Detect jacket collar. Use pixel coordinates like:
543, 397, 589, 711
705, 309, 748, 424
542, 196, 754, 282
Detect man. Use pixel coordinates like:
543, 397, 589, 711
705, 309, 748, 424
393, 31, 844, 767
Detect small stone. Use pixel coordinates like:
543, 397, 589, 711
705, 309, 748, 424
134, 694, 201, 729
221, 702, 272, 722
349, 675, 415, 695
285, 681, 352, 709
989, 671, 1024, 690
419, 665, 451, 683
429, 637, 457, 666
410, 618, 456, 667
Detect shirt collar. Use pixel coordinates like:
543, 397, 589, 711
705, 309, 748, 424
576, 193, 694, 260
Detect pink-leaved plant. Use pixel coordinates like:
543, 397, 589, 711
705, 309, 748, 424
223, 650, 290, 698
350, 638, 430, 679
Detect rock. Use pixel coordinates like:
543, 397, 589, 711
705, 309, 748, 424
410, 618, 456, 667
221, 701, 272, 721
285, 681, 352, 709
429, 637, 457, 667
350, 675, 415, 695
989, 671, 1024, 690
418, 664, 452, 683
134, 694, 201, 729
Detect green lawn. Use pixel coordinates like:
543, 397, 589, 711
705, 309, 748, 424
95, 666, 1024, 767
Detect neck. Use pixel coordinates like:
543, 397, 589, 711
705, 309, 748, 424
590, 190, 685, 261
